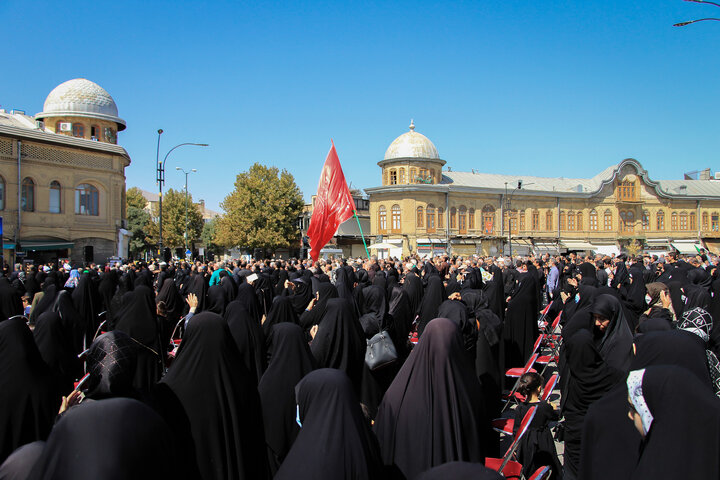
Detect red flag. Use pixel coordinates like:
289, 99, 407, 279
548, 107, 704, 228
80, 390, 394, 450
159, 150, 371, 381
307, 141, 355, 261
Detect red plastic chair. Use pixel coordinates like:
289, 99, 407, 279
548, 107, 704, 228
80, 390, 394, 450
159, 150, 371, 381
165, 316, 187, 367
501, 353, 539, 412
486, 405, 537, 478
541, 373, 559, 402
537, 304, 552, 329
528, 465, 552, 480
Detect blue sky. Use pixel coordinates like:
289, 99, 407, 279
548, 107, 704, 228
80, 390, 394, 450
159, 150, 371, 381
3, 0, 720, 212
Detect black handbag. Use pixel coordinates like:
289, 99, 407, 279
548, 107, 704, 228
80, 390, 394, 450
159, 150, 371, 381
365, 330, 398, 370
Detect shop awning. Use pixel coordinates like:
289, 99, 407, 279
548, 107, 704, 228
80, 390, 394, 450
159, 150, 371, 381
703, 239, 720, 254
534, 242, 562, 254
671, 241, 701, 255
593, 244, 620, 256
645, 238, 669, 247
417, 238, 446, 244
19, 241, 74, 252
560, 240, 595, 251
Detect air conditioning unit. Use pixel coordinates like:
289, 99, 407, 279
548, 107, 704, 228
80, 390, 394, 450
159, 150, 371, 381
59, 122, 72, 132
715, 172, 720, 180
35, 120, 45, 130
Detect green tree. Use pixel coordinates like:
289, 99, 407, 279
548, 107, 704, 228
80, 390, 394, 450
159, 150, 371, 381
201, 216, 221, 258
216, 163, 304, 251
148, 188, 204, 249
126, 187, 153, 258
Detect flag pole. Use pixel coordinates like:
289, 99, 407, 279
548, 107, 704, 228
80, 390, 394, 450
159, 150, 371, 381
353, 210, 370, 258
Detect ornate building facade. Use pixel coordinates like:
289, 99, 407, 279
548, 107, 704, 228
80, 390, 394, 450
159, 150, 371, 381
366, 123, 720, 258
0, 79, 131, 264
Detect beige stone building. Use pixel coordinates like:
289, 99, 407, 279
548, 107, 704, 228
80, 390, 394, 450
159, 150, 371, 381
365, 123, 720, 258
0, 79, 131, 265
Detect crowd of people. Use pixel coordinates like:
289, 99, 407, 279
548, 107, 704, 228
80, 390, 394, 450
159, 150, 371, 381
1, 249, 720, 479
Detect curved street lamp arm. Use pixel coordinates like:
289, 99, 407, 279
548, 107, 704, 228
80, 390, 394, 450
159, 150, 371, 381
674, 17, 720, 26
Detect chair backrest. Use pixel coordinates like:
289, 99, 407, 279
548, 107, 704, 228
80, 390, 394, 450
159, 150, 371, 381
551, 312, 561, 331
542, 374, 558, 402
499, 405, 537, 473
528, 466, 551, 480
539, 303, 551, 318
523, 353, 539, 373
532, 335, 544, 355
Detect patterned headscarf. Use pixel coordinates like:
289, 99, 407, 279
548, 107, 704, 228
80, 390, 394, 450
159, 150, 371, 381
679, 307, 720, 396
627, 369, 653, 436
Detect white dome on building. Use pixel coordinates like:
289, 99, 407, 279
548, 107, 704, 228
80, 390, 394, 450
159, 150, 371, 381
36, 78, 126, 130
383, 121, 439, 160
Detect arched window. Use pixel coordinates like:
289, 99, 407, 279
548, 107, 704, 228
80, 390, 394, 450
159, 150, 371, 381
713, 213, 720, 232
426, 205, 435, 233
383, 170, 389, 186
671, 212, 678, 231
519, 210, 525, 231
416, 206, 424, 228
703, 212, 709, 231
567, 211, 575, 231
657, 211, 665, 230
49, 181, 61, 213
450, 207, 457, 229
438, 207, 444, 229
391, 204, 401, 232
0, 176, 5, 210
398, 168, 406, 184
482, 205, 495, 234
559, 211, 566, 231
389, 169, 397, 185
378, 205, 387, 233
468, 208, 475, 230
410, 168, 417, 183
458, 206, 467, 234
604, 210, 613, 231
21, 177, 34, 212
546, 210, 553, 231
506, 210, 518, 234
690, 212, 696, 230
620, 210, 634, 232
90, 125, 101, 141
576, 212, 583, 231
532, 210, 539, 230
75, 183, 99, 215
589, 209, 598, 231
679, 212, 688, 230
642, 210, 650, 231
72, 123, 85, 138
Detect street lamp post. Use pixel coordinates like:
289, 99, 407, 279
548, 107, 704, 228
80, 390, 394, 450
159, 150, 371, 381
156, 140, 208, 258
674, 0, 720, 26
504, 180, 531, 258
176, 167, 197, 252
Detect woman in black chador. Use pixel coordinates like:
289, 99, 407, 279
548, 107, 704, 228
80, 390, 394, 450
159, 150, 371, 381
503, 263, 539, 369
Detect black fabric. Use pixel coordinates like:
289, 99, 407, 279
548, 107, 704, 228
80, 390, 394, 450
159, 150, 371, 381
71, 273, 101, 350
53, 290, 84, 356
415, 462, 503, 480
159, 311, 268, 480
27, 398, 185, 480
107, 274, 133, 328
388, 286, 413, 360
374, 317, 488, 479
262, 295, 299, 338
275, 369, 385, 480
0, 441, 44, 480
503, 270, 539, 368
311, 297, 366, 395
286, 279, 313, 315
437, 299, 477, 355
513, 401, 561, 479
631, 365, 720, 479
113, 286, 162, 392
578, 261, 598, 287
0, 277, 22, 321
185, 272, 208, 313
590, 293, 634, 373
486, 265, 505, 322
298, 282, 338, 331
258, 323, 316, 476
33, 311, 80, 392
579, 328, 714, 480
97, 270, 118, 313
403, 271, 423, 316
220, 275, 237, 303
417, 275, 445, 336
206, 284, 227, 315
0, 318, 62, 464
359, 284, 389, 337
83, 330, 139, 400
562, 329, 623, 478
235, 282, 262, 325
223, 300, 265, 384
156, 277, 184, 346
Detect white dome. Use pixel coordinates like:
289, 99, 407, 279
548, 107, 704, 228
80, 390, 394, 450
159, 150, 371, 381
384, 121, 439, 160
37, 78, 126, 130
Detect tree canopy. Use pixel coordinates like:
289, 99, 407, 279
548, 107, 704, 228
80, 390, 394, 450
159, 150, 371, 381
216, 163, 304, 251
148, 188, 204, 249
125, 187, 153, 258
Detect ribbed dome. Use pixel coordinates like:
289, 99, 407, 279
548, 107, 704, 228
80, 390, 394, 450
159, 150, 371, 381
36, 78, 126, 130
384, 121, 439, 160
